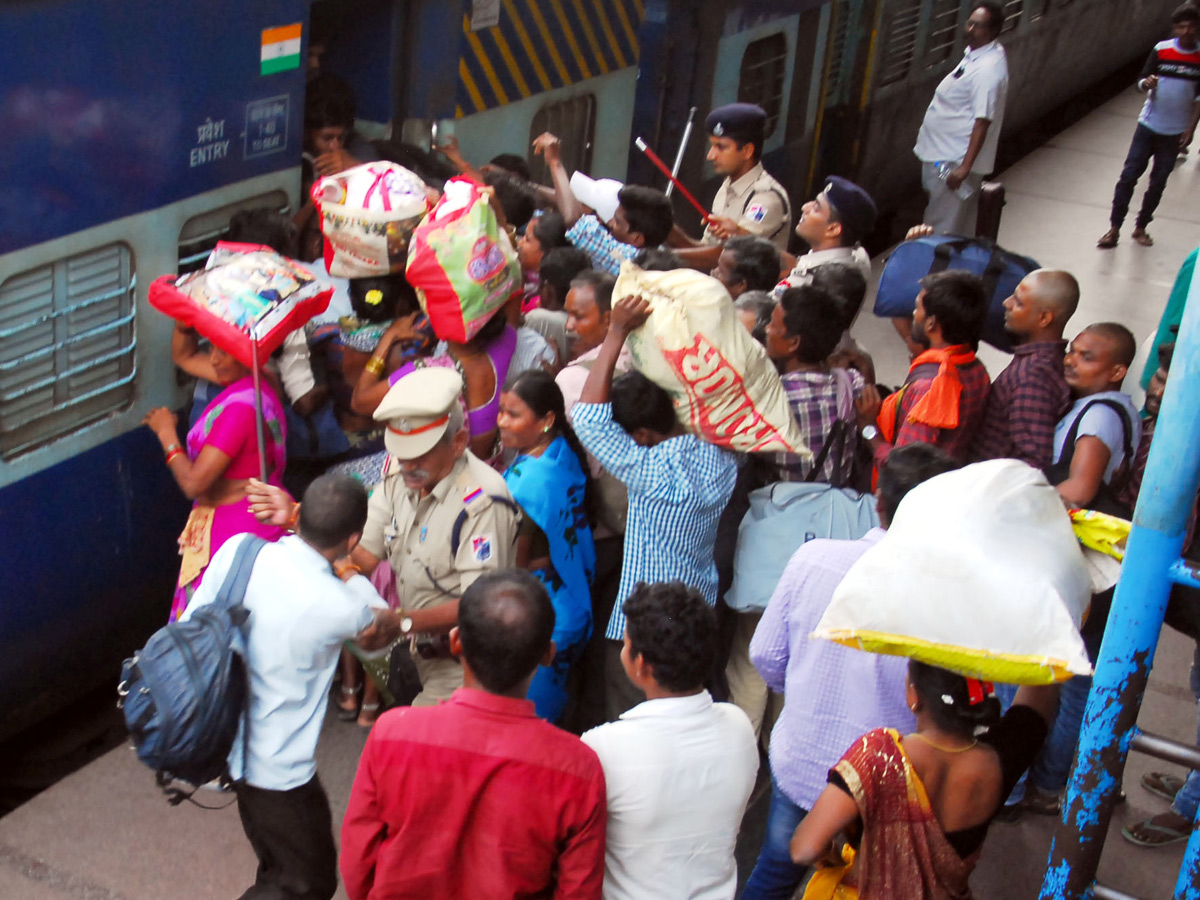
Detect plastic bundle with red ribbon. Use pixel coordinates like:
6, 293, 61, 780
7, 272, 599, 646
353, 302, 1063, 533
148, 242, 332, 369
312, 161, 430, 278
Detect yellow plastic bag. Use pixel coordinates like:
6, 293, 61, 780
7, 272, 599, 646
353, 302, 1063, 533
1070, 508, 1131, 561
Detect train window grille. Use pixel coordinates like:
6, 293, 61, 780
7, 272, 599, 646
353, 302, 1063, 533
1002, 0, 1023, 31
177, 190, 292, 275
528, 96, 596, 187
824, 0, 854, 106
924, 0, 962, 68
738, 33, 788, 136
0, 244, 137, 459
877, 0, 923, 87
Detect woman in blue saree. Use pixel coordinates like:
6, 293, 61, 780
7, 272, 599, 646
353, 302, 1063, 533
497, 369, 595, 722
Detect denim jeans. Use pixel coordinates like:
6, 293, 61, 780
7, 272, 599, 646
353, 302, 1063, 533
1110, 122, 1180, 230
1171, 645, 1200, 820
741, 776, 810, 900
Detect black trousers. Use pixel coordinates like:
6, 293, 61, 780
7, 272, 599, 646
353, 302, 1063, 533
233, 775, 338, 900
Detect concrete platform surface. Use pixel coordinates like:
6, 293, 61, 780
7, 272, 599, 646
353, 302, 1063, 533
2, 86, 1200, 900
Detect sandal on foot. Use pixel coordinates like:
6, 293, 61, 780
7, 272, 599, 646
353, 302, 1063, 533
1018, 786, 1061, 816
1097, 228, 1119, 249
1132, 229, 1154, 247
337, 684, 361, 720
357, 702, 381, 728
1142, 771, 1186, 803
1122, 814, 1191, 847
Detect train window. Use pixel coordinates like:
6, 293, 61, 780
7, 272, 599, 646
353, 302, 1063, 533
1002, 0, 1023, 31
738, 33, 788, 136
528, 96, 596, 187
177, 190, 292, 275
877, 0, 923, 87
0, 244, 136, 459
924, 0, 961, 68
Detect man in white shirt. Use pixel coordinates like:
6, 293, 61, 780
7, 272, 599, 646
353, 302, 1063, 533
913, 1, 1009, 236
582, 581, 757, 899
183, 474, 401, 900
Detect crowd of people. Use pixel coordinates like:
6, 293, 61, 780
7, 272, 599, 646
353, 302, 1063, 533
143, 3, 1200, 897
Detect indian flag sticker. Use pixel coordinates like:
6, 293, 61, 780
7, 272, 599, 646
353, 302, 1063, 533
261, 23, 302, 76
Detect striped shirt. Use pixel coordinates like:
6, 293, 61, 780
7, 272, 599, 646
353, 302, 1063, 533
571, 402, 737, 639
565, 215, 637, 277
969, 340, 1070, 469
773, 367, 865, 483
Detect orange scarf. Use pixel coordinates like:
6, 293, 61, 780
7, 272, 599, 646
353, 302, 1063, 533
879, 345, 977, 442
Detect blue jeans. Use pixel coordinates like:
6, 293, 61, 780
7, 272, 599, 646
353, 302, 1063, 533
1171, 645, 1200, 820
741, 776, 810, 900
1110, 122, 1180, 230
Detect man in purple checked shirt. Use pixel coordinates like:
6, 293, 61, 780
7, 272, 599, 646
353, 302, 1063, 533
740, 443, 961, 900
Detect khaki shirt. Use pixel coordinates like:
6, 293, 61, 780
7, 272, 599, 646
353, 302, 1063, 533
360, 451, 518, 612
702, 163, 792, 251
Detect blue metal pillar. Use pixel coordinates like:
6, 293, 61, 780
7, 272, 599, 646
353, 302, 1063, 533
1040, 256, 1200, 900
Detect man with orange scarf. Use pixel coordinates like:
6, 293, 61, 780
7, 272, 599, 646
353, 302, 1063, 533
856, 271, 991, 470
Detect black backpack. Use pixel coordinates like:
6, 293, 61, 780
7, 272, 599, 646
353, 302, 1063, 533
118, 535, 264, 803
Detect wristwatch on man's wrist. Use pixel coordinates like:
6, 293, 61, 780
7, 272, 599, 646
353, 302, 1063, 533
400, 616, 415, 636
860, 424, 879, 441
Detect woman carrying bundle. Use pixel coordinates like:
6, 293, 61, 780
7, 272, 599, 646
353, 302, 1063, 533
497, 369, 595, 722
790, 661, 1056, 899
144, 323, 287, 621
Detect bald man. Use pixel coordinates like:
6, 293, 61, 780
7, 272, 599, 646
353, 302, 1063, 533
969, 269, 1079, 468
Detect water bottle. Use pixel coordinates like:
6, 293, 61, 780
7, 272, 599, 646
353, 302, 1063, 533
937, 161, 975, 200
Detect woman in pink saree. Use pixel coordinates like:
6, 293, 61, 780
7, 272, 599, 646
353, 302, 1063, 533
144, 322, 286, 620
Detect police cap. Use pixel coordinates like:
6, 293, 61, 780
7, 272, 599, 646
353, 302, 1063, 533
374, 367, 464, 459
705, 103, 767, 148
822, 176, 877, 244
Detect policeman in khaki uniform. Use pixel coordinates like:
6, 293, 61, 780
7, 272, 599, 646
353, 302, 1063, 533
356, 368, 519, 706
671, 102, 793, 270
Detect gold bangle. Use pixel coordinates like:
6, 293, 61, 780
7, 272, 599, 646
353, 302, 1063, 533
287, 502, 301, 533
365, 355, 385, 377
333, 560, 361, 579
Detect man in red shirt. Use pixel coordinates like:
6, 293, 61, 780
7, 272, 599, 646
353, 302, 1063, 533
340, 570, 607, 900
857, 270, 991, 468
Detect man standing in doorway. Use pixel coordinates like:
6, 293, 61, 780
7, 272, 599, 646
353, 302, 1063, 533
1098, 4, 1200, 249
913, 1, 1009, 236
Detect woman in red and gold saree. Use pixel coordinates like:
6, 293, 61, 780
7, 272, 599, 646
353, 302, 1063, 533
790, 661, 1057, 900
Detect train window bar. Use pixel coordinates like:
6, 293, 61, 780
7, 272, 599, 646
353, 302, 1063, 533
0, 244, 136, 459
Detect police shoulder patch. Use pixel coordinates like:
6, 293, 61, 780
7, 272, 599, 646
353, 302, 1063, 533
745, 203, 768, 223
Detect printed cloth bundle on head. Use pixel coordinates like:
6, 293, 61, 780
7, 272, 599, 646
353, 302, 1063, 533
614, 261, 808, 455
406, 177, 522, 342
312, 161, 429, 278
814, 459, 1093, 684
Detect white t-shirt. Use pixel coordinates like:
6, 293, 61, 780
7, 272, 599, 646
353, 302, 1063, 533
914, 40, 1009, 173
582, 692, 757, 900
181, 534, 380, 790
1053, 391, 1141, 484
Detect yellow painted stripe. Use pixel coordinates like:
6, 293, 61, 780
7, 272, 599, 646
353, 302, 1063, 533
458, 57, 487, 114
611, 0, 639, 54
631, 0, 645, 18
524, 0, 573, 85
569, 0, 609, 74
491, 23, 533, 98
548, 0, 594, 79
591, 0, 628, 69
503, 0, 553, 92
262, 23, 302, 45
463, 15, 511, 106
456, 104, 465, 119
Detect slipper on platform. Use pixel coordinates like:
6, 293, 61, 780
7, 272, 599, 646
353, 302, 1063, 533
1121, 816, 1191, 847
358, 702, 381, 728
1141, 771, 1186, 803
1131, 230, 1154, 247
1097, 228, 1119, 249
337, 684, 361, 721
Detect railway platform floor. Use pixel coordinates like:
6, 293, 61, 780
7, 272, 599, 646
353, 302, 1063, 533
3, 85, 1200, 899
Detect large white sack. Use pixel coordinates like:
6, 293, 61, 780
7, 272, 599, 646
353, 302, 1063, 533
814, 459, 1093, 684
614, 262, 809, 456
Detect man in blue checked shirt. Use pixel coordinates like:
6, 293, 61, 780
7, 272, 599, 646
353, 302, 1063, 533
571, 295, 737, 719
532, 132, 674, 277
